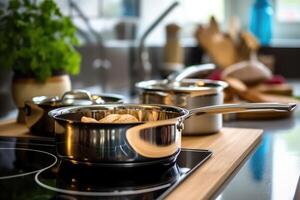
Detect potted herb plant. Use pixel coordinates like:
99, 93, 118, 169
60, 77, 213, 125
0, 0, 81, 122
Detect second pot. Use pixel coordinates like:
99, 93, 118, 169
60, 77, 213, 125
136, 79, 228, 134
25, 90, 123, 135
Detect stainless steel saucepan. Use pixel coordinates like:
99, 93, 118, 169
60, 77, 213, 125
136, 63, 228, 135
49, 103, 296, 166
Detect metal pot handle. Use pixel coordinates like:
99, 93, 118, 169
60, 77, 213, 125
166, 63, 215, 83
61, 90, 93, 105
185, 102, 296, 119
24, 100, 45, 129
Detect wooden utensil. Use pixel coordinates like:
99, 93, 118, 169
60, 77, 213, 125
194, 17, 238, 68
194, 16, 262, 69
224, 77, 298, 119
225, 77, 300, 104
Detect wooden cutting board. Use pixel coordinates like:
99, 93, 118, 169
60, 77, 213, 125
0, 120, 262, 199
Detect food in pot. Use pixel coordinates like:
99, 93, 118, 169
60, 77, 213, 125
112, 114, 139, 123
98, 114, 121, 123
81, 114, 139, 123
81, 116, 99, 123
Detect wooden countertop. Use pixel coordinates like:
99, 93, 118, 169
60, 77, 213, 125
0, 120, 263, 200
167, 128, 263, 200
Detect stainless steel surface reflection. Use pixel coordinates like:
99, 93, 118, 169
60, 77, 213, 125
55, 122, 180, 165
50, 104, 186, 165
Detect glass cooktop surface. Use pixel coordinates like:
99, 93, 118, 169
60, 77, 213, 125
0, 136, 212, 200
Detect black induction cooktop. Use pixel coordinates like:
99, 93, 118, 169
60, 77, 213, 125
0, 136, 212, 200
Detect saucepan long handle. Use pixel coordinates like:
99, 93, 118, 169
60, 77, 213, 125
126, 103, 296, 131
125, 102, 296, 156
185, 103, 297, 119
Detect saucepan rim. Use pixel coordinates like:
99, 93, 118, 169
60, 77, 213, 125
48, 104, 189, 125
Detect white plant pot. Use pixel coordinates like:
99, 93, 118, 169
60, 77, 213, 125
11, 74, 71, 123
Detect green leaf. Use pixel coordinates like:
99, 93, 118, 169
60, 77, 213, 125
9, 0, 20, 10
0, 0, 81, 81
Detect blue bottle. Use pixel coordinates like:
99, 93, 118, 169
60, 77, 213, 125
249, 0, 273, 45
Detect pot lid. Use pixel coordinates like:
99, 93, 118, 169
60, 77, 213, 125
32, 90, 123, 107
136, 79, 228, 94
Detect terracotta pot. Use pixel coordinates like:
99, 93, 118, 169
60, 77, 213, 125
11, 74, 71, 123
